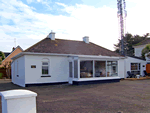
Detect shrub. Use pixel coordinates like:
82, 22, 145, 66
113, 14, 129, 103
142, 44, 150, 59
0, 73, 3, 79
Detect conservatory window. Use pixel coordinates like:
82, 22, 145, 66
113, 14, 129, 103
107, 61, 118, 77
95, 61, 106, 77
80, 61, 93, 78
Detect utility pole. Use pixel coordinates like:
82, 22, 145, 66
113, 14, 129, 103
117, 0, 127, 56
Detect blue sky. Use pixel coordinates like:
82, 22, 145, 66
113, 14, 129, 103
0, 0, 150, 52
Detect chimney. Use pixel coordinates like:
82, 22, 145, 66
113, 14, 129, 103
83, 36, 89, 43
12, 47, 15, 51
48, 30, 55, 40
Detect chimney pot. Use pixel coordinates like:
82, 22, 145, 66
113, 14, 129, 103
83, 36, 89, 43
48, 31, 55, 40
12, 47, 15, 51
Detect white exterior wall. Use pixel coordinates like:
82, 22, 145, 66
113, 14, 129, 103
11, 56, 25, 87
25, 55, 69, 84
125, 57, 146, 77
134, 45, 145, 57
118, 59, 125, 78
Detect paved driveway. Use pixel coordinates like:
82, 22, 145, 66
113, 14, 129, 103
0, 80, 150, 113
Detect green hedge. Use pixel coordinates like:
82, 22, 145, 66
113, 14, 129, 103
0, 73, 3, 79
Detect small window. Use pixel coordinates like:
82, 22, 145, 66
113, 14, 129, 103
42, 62, 49, 75
31, 65, 36, 68
131, 63, 140, 75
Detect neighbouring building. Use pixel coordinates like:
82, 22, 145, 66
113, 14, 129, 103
0, 46, 23, 67
133, 37, 150, 57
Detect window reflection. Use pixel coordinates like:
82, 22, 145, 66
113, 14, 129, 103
80, 61, 93, 78
107, 61, 118, 77
95, 61, 106, 77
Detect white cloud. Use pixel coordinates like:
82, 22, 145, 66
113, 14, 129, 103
55, 2, 67, 7
26, 0, 34, 4
0, 0, 150, 52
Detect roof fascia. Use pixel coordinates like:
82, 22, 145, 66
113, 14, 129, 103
11, 52, 125, 60
127, 56, 146, 61
133, 44, 146, 48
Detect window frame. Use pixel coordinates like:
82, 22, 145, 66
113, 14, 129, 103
131, 63, 140, 71
42, 60, 49, 76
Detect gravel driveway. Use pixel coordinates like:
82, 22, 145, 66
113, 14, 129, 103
0, 80, 150, 113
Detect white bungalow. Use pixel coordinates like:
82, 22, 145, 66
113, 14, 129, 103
11, 31, 126, 87
124, 56, 146, 77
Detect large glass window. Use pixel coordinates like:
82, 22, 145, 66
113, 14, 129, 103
107, 61, 118, 77
74, 60, 78, 78
42, 62, 49, 75
131, 63, 140, 75
95, 61, 106, 77
80, 61, 93, 78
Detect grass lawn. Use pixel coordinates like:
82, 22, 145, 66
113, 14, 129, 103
0, 80, 150, 113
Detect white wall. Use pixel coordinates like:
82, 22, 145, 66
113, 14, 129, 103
118, 59, 125, 78
134, 45, 145, 57
11, 56, 25, 87
125, 57, 146, 77
25, 55, 69, 84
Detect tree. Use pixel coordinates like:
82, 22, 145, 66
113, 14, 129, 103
3, 61, 11, 78
0, 51, 5, 65
142, 44, 150, 59
114, 33, 149, 56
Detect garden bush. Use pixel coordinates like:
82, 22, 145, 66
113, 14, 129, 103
0, 73, 3, 79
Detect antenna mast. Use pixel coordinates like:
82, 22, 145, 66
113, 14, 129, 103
117, 0, 127, 56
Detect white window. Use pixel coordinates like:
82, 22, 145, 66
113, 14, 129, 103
42, 62, 49, 75
42, 59, 49, 75
131, 63, 140, 75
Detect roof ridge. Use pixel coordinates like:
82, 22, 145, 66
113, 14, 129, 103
134, 38, 150, 46
55, 38, 83, 42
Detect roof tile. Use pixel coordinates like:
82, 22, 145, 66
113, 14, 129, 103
25, 38, 121, 57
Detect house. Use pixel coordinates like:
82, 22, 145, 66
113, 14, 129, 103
126, 37, 150, 76
133, 37, 150, 57
124, 56, 146, 77
4, 52, 10, 58
0, 46, 23, 67
11, 31, 126, 87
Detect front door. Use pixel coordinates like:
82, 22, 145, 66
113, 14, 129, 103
146, 64, 150, 74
